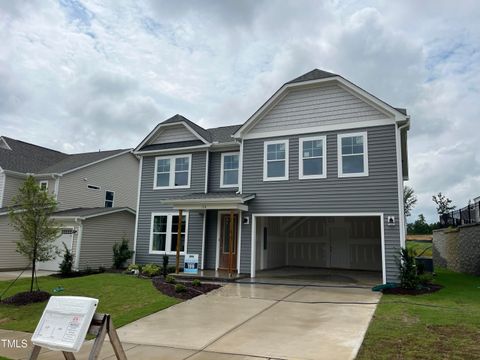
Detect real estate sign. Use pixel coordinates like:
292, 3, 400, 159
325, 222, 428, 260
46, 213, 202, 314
184, 254, 199, 274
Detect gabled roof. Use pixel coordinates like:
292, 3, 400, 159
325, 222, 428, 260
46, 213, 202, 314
0, 136, 68, 173
161, 114, 212, 142
207, 125, 242, 143
52, 207, 135, 219
285, 69, 337, 84
0, 136, 132, 176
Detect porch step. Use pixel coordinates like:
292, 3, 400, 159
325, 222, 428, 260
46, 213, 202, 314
170, 271, 248, 283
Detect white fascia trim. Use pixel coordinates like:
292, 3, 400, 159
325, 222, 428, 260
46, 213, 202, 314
238, 140, 244, 194
204, 151, 209, 194
148, 211, 189, 255
396, 123, 407, 249
135, 144, 210, 156
172, 203, 248, 211
337, 131, 369, 178
2, 170, 29, 178
52, 208, 136, 221
249, 212, 386, 282
298, 135, 327, 179
220, 151, 240, 188
135, 121, 210, 152
153, 154, 192, 190
0, 137, 12, 150
263, 139, 289, 182
132, 157, 143, 263
55, 149, 133, 176
201, 210, 206, 269
243, 118, 394, 140
237, 210, 242, 273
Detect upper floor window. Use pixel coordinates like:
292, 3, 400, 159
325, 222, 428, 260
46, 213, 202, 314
150, 213, 187, 254
39, 181, 48, 191
154, 154, 191, 189
220, 152, 239, 188
299, 136, 326, 179
263, 139, 289, 181
338, 132, 368, 177
105, 190, 114, 208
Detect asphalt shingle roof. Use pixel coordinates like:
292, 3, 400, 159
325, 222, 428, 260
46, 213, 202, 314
207, 125, 242, 143
286, 69, 338, 84
139, 140, 204, 152
162, 192, 255, 201
53, 207, 135, 218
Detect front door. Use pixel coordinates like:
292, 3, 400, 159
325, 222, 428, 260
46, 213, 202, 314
219, 213, 238, 271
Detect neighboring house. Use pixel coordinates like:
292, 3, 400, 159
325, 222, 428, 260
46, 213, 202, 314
133, 69, 410, 283
0, 137, 138, 271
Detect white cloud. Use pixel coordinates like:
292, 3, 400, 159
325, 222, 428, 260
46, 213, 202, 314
0, 0, 479, 221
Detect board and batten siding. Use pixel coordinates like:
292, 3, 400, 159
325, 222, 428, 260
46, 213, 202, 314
135, 151, 206, 266
248, 84, 386, 135
207, 151, 240, 193
2, 175, 25, 207
151, 124, 198, 144
77, 211, 135, 270
56, 153, 139, 211
0, 215, 29, 270
240, 125, 401, 282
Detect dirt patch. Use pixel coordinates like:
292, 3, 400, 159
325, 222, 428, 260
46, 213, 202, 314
152, 277, 221, 300
1, 290, 50, 306
382, 284, 443, 295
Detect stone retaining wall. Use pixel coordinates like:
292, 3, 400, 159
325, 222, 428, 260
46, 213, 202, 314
433, 224, 480, 275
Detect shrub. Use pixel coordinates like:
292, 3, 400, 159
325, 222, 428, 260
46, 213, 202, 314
175, 284, 186, 293
112, 237, 134, 269
127, 264, 139, 272
59, 242, 73, 276
192, 279, 201, 287
98, 266, 106, 273
162, 255, 169, 277
165, 275, 176, 284
142, 264, 160, 277
419, 273, 434, 285
398, 247, 420, 289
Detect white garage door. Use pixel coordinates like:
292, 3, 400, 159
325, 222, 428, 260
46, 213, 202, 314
38, 229, 74, 271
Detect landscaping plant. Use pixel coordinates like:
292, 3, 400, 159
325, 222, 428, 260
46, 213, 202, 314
174, 284, 187, 293
165, 275, 176, 284
142, 264, 160, 277
398, 247, 420, 289
59, 242, 73, 277
8, 176, 60, 292
112, 236, 134, 269
192, 279, 202, 287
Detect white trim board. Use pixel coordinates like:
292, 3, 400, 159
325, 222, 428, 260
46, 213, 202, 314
250, 212, 387, 284
149, 211, 190, 256
153, 154, 192, 190
298, 135, 327, 179
220, 151, 240, 188
337, 131, 369, 178
263, 139, 289, 181
132, 157, 143, 264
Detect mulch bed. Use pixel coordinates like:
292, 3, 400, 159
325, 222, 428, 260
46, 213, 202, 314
382, 283, 443, 296
1, 290, 51, 306
152, 277, 221, 300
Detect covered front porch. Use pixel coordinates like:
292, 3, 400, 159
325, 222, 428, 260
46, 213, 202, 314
160, 192, 255, 277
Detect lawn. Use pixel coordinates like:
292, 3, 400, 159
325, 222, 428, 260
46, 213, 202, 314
357, 268, 480, 359
406, 240, 432, 257
0, 273, 179, 333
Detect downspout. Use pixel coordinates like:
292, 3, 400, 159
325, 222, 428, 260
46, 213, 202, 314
396, 119, 410, 249
73, 217, 83, 271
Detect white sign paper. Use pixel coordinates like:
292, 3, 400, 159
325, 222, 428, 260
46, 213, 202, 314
31, 296, 98, 352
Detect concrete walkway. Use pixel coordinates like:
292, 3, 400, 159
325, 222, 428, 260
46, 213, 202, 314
0, 270, 57, 282
0, 283, 380, 360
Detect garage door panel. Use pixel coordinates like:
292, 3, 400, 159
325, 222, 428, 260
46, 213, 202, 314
38, 229, 74, 271
287, 240, 329, 267
349, 242, 382, 271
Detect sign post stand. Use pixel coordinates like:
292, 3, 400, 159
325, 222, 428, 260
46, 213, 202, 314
29, 312, 127, 360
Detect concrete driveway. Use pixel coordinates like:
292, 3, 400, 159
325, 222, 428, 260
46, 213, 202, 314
116, 282, 380, 360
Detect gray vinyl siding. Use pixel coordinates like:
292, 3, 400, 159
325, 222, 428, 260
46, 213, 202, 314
208, 151, 239, 193
151, 124, 198, 144
56, 153, 139, 211
240, 125, 401, 282
249, 84, 386, 135
204, 210, 218, 269
77, 212, 135, 270
135, 151, 206, 266
2, 175, 25, 207
0, 215, 28, 270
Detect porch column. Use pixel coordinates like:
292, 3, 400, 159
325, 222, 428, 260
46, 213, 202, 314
228, 209, 234, 277
175, 209, 183, 274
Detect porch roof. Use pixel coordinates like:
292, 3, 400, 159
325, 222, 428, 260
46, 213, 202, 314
160, 192, 255, 211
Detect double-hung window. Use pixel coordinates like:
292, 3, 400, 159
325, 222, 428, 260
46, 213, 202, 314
299, 136, 326, 179
263, 139, 289, 181
150, 213, 188, 254
39, 181, 48, 191
220, 152, 239, 187
154, 154, 191, 189
105, 190, 114, 208
338, 132, 368, 177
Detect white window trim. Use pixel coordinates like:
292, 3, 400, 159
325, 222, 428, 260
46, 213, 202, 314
337, 132, 369, 178
149, 212, 189, 255
220, 152, 240, 188
299, 135, 327, 179
39, 180, 48, 190
105, 190, 115, 207
263, 139, 289, 181
153, 154, 192, 189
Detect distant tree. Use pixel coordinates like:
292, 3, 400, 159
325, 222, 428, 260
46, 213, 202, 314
432, 192, 456, 215
8, 176, 60, 292
407, 214, 434, 235
403, 186, 417, 217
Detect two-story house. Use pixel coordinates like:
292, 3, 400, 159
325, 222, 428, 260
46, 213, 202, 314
0, 137, 139, 271
133, 69, 409, 283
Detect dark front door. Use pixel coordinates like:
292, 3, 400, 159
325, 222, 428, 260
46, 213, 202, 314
219, 213, 238, 271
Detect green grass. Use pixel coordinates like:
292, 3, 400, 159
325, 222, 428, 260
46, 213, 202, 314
357, 269, 480, 359
406, 240, 432, 257
0, 273, 179, 333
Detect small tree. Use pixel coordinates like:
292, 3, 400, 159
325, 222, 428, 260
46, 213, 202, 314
432, 192, 456, 215
8, 176, 60, 292
112, 237, 134, 269
59, 242, 73, 276
398, 247, 420, 289
403, 185, 417, 217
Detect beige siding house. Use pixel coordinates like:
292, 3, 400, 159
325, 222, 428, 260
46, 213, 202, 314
0, 137, 138, 271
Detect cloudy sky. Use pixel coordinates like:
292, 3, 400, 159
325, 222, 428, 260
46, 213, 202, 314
1, 0, 479, 222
